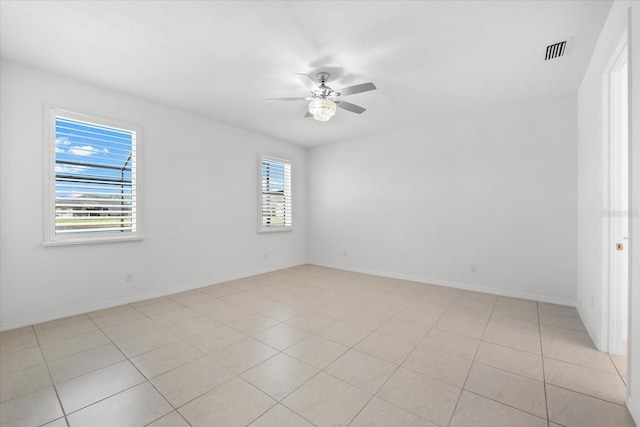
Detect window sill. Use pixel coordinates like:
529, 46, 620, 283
257, 227, 293, 234
42, 235, 144, 247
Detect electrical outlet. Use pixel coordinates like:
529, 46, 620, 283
125, 272, 133, 282
264, 252, 269, 260
470, 264, 477, 272
591, 295, 594, 308
343, 251, 348, 258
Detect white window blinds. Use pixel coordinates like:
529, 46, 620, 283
45, 108, 141, 243
259, 155, 292, 231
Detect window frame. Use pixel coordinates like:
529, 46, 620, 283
257, 153, 293, 233
43, 106, 144, 246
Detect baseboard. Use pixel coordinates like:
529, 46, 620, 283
309, 262, 577, 307
628, 393, 640, 426
0, 262, 303, 332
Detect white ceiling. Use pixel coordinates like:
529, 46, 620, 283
1, 1, 612, 147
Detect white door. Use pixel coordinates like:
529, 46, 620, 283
607, 37, 628, 356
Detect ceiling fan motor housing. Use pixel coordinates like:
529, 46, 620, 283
312, 73, 338, 98
316, 72, 330, 84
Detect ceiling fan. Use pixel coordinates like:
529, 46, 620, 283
267, 72, 376, 122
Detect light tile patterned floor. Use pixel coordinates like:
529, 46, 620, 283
0, 265, 634, 427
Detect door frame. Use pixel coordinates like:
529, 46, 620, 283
602, 31, 629, 356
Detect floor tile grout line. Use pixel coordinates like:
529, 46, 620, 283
144, 412, 193, 427
266, 295, 428, 426
289, 286, 474, 423
0, 346, 45, 377
467, 360, 545, 383
61, 380, 159, 419
545, 382, 632, 407
38, 303, 163, 365
243, 371, 320, 427
345, 285, 471, 426
543, 353, 626, 376
343, 330, 433, 426
461, 389, 550, 424
242, 401, 281, 427
477, 337, 543, 356
33, 319, 105, 347
77, 312, 182, 424
31, 315, 90, 334
157, 375, 238, 425
344, 306, 433, 426
0, 325, 35, 341
537, 313, 629, 407
538, 301, 552, 427
47, 345, 130, 385
110, 291, 314, 425
101, 299, 247, 426
31, 327, 70, 427
480, 336, 542, 356
460, 363, 551, 420
482, 303, 543, 408
609, 352, 628, 385
446, 291, 499, 426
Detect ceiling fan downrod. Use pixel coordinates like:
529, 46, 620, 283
316, 72, 330, 84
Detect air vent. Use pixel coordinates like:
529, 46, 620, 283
545, 40, 568, 61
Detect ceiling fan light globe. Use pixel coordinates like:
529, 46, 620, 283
313, 113, 332, 121
309, 98, 336, 122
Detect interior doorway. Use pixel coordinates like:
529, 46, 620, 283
605, 34, 629, 359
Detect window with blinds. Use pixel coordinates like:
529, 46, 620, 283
44, 108, 142, 244
258, 154, 292, 232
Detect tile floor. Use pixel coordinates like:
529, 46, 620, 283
0, 265, 634, 427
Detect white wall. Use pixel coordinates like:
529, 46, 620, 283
577, 2, 639, 422
0, 60, 307, 330
308, 96, 577, 304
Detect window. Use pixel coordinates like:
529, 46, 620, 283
258, 154, 292, 232
44, 107, 142, 244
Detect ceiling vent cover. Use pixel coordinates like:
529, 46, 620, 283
545, 40, 568, 61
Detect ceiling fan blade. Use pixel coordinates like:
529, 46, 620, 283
338, 82, 377, 96
304, 111, 313, 118
335, 100, 366, 114
295, 73, 319, 92
266, 97, 309, 102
